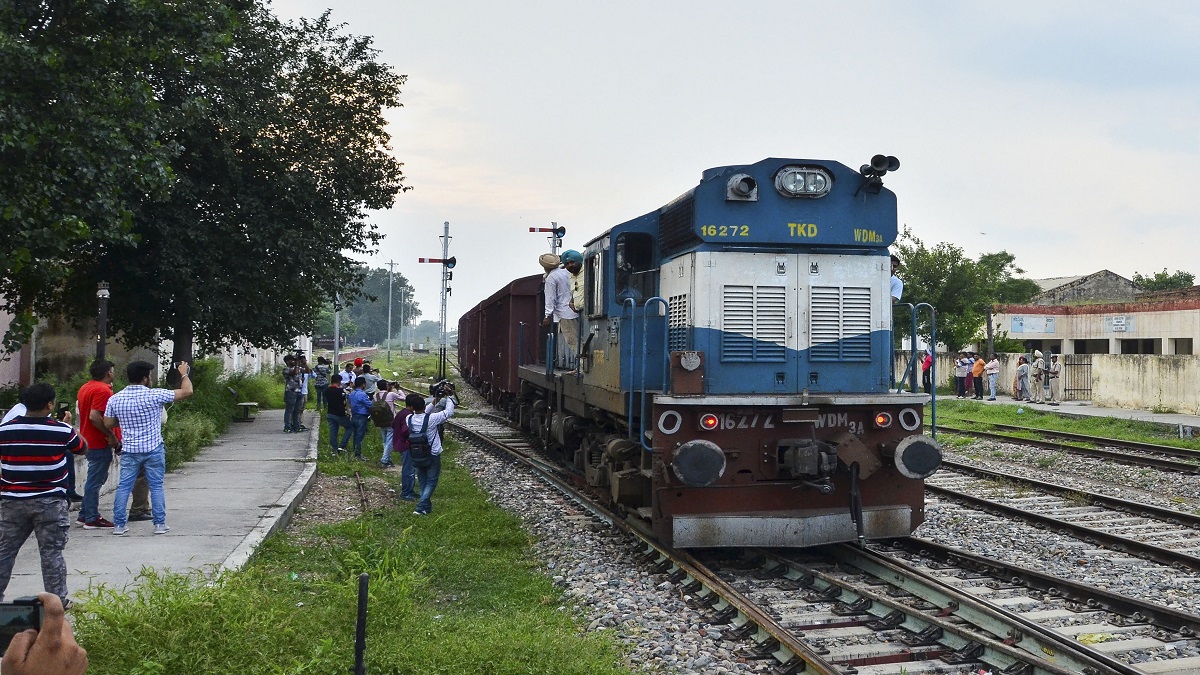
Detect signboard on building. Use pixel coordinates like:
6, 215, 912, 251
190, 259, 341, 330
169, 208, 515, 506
1103, 315, 1134, 333
1010, 316, 1055, 334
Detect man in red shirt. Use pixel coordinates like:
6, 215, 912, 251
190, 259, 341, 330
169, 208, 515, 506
75, 360, 150, 528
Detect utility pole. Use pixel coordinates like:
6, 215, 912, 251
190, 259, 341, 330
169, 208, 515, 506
333, 294, 341, 368
96, 282, 110, 361
386, 260, 395, 364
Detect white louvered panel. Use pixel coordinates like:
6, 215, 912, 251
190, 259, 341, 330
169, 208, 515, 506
668, 294, 689, 351
809, 286, 873, 362
721, 285, 755, 361
810, 287, 842, 360
841, 287, 872, 361
755, 286, 787, 362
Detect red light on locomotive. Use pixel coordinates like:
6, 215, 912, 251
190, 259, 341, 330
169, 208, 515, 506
874, 412, 893, 428
698, 413, 720, 431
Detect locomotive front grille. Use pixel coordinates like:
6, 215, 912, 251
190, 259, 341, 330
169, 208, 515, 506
810, 285, 872, 361
720, 285, 787, 362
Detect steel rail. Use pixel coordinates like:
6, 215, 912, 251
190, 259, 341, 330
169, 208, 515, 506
888, 537, 1200, 637
941, 459, 1200, 528
822, 545, 1139, 675
926, 483, 1200, 571
938, 425, 1200, 473
952, 419, 1200, 461
445, 418, 845, 675
741, 548, 1097, 674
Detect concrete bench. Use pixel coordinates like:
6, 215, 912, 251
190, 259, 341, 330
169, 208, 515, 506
228, 388, 260, 422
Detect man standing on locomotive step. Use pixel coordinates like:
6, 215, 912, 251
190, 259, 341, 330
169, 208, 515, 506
104, 360, 193, 535
541, 252, 577, 369
890, 254, 904, 302
564, 249, 585, 369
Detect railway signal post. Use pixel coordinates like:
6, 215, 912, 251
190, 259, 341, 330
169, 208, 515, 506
419, 220, 456, 381
529, 223, 566, 255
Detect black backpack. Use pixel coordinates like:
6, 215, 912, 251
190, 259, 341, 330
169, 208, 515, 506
408, 413, 433, 466
369, 398, 394, 428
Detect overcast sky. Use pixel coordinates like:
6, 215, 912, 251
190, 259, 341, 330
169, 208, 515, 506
273, 0, 1200, 330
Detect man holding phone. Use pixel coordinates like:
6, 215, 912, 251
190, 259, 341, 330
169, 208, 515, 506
104, 361, 193, 535
0, 383, 86, 607
0, 593, 88, 672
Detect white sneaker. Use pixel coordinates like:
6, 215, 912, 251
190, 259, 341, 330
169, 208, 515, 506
112, 526, 128, 536
154, 524, 170, 535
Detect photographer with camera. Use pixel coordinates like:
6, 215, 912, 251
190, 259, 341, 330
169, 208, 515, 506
407, 382, 456, 516
281, 353, 311, 434
1, 593, 88, 674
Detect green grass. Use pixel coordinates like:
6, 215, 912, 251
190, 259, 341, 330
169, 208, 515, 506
931, 399, 1200, 451
74, 355, 630, 675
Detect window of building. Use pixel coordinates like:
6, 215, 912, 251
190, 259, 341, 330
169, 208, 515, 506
1120, 338, 1160, 355
1172, 338, 1193, 355
1073, 339, 1110, 354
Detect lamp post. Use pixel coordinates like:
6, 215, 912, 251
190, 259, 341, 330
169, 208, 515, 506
96, 282, 110, 361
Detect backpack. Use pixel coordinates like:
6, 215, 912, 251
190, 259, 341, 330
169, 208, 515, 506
408, 413, 433, 467
369, 398, 394, 428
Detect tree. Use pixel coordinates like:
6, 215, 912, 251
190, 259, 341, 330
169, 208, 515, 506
68, 7, 409, 362
1132, 269, 1195, 291
894, 226, 1040, 351
314, 305, 358, 341
338, 267, 420, 344
0, 0, 235, 352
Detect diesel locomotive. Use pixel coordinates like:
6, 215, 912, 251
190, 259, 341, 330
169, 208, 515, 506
459, 155, 941, 548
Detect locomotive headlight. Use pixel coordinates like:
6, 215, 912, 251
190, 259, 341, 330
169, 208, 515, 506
698, 413, 720, 431
774, 166, 832, 198
874, 412, 893, 428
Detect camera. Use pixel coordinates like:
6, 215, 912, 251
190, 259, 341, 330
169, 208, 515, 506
0, 597, 42, 654
429, 380, 455, 398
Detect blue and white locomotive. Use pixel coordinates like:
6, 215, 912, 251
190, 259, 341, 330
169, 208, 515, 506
459, 155, 941, 548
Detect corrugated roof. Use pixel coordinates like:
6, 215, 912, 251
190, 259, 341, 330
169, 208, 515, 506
1032, 275, 1086, 291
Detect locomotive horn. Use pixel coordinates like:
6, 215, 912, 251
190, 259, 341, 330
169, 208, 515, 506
870, 154, 890, 173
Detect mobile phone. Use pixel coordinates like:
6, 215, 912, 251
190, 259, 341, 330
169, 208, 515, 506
55, 402, 70, 421
0, 597, 42, 654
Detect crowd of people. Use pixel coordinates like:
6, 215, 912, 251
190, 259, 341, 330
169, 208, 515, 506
0, 359, 192, 672
916, 348, 1062, 405
292, 355, 457, 516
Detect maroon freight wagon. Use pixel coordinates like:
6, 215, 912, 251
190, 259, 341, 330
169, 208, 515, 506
458, 275, 544, 411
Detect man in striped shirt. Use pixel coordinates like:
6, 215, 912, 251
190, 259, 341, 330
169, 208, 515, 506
0, 382, 86, 605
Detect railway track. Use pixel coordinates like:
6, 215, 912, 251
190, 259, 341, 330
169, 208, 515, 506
928, 465, 1200, 572
936, 425, 1200, 474
445, 391, 1200, 673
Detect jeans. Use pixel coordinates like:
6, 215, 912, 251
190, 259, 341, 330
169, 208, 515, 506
80, 448, 114, 522
326, 414, 351, 452
314, 385, 327, 411
113, 445, 167, 527
414, 454, 442, 514
350, 414, 369, 457
283, 390, 302, 431
400, 450, 417, 500
381, 427, 394, 464
973, 376, 983, 398
988, 373, 998, 399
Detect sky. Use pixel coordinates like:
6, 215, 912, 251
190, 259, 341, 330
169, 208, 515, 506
272, 0, 1200, 330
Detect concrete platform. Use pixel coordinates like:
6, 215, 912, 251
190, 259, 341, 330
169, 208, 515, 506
2, 409, 316, 600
